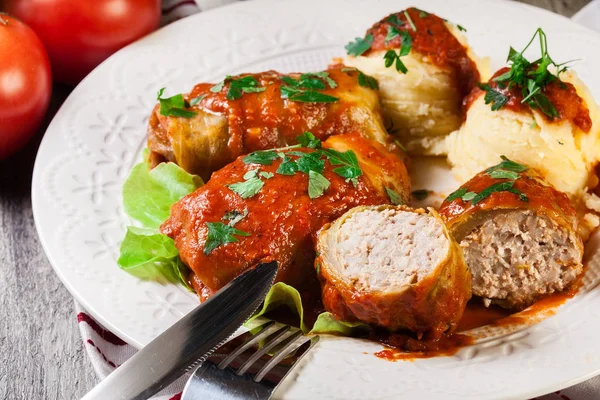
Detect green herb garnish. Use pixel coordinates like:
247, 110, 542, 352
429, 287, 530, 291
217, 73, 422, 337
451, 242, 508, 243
471, 181, 523, 205
222, 209, 248, 226
358, 71, 379, 89
479, 83, 509, 111
489, 28, 572, 118
446, 156, 529, 204
383, 30, 412, 74
157, 88, 197, 118
226, 76, 266, 100
209, 75, 266, 100
227, 169, 265, 199
204, 222, 251, 255
308, 170, 331, 199
385, 25, 401, 43
386, 187, 405, 205
243, 150, 279, 165
485, 155, 528, 173
297, 132, 322, 149
189, 94, 205, 106
387, 14, 404, 26
276, 154, 299, 175
322, 148, 362, 186
404, 10, 417, 31
345, 34, 374, 56
279, 72, 339, 103
341, 67, 378, 89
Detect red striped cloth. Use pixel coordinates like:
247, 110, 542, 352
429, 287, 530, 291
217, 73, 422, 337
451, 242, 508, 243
75, 1, 600, 398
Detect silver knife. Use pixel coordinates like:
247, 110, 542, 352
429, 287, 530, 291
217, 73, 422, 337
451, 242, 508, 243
82, 261, 278, 400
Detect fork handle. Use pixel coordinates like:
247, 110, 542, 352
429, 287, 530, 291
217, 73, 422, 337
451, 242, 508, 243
182, 363, 273, 400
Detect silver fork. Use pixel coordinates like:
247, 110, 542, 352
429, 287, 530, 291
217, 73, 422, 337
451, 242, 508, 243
181, 321, 319, 400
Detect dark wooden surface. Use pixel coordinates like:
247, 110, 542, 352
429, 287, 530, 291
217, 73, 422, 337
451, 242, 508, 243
0, 1, 592, 399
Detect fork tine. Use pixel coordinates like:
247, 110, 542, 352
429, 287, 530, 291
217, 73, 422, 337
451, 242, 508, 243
235, 326, 291, 376
216, 321, 275, 370
254, 335, 319, 383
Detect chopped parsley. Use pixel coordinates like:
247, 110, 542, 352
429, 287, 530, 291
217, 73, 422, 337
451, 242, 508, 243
297, 131, 322, 149
385, 25, 401, 43
280, 72, 339, 103
322, 148, 362, 186
204, 222, 250, 255
241, 134, 363, 199
412, 189, 429, 201
211, 75, 266, 100
470, 181, 527, 205
156, 88, 197, 118
308, 170, 331, 199
242, 150, 279, 165
386, 187, 404, 205
383, 30, 412, 74
403, 10, 417, 31
445, 156, 529, 205
189, 94, 205, 106
387, 14, 404, 26
341, 67, 379, 90
227, 169, 267, 199
345, 34, 374, 56
276, 154, 299, 175
479, 83, 509, 111
488, 28, 572, 118
358, 71, 379, 89
222, 208, 248, 226
485, 156, 528, 174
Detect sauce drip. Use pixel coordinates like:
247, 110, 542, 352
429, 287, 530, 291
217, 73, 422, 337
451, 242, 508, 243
464, 67, 592, 133
364, 7, 480, 97
373, 285, 579, 361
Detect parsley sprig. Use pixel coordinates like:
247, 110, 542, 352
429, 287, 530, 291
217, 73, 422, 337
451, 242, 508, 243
482, 28, 573, 118
227, 169, 273, 199
341, 67, 379, 89
280, 72, 339, 103
211, 75, 266, 101
386, 187, 405, 205
345, 34, 374, 56
157, 88, 197, 118
383, 30, 412, 74
446, 156, 529, 205
204, 221, 250, 255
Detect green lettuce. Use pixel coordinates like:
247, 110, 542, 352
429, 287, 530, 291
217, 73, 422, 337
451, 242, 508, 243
117, 156, 203, 289
246, 282, 370, 336
122, 160, 203, 229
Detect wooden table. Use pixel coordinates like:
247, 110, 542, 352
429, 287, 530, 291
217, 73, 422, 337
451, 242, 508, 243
0, 0, 592, 398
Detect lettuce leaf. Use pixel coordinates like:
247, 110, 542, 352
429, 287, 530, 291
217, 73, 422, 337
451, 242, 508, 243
310, 312, 370, 336
118, 156, 202, 289
117, 226, 193, 291
247, 282, 309, 332
246, 282, 370, 336
122, 160, 203, 229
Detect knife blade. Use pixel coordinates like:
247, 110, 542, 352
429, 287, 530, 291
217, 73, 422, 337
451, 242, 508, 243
82, 261, 278, 400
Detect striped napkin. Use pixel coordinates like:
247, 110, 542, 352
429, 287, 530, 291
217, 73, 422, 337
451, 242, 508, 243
76, 1, 600, 398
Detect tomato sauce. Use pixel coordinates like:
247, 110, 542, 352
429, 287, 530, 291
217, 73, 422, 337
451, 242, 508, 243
364, 7, 480, 97
373, 286, 577, 362
464, 67, 592, 132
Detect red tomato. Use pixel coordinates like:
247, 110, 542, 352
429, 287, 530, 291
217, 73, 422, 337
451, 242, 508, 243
5, 0, 161, 85
0, 14, 52, 159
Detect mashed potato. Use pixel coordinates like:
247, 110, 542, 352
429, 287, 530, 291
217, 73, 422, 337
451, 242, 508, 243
446, 70, 600, 237
345, 22, 488, 155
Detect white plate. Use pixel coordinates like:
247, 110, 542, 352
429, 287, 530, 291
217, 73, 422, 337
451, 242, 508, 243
32, 0, 600, 398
